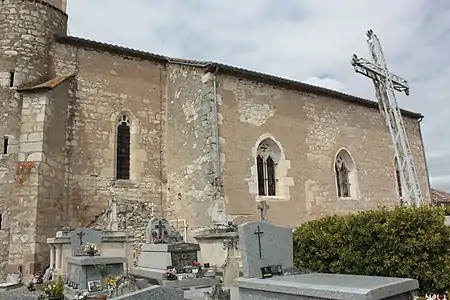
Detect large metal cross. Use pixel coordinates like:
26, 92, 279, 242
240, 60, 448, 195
77, 231, 85, 246
351, 30, 410, 118
257, 200, 269, 222
254, 225, 264, 258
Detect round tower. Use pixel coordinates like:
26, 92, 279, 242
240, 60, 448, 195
0, 0, 68, 86
0, 0, 68, 278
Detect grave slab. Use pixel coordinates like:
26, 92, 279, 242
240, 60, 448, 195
238, 220, 293, 278
67, 256, 125, 290
109, 285, 184, 300
235, 273, 419, 300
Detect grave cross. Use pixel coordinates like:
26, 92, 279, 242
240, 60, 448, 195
155, 220, 166, 239
254, 225, 264, 258
77, 231, 86, 246
257, 200, 269, 221
148, 202, 156, 217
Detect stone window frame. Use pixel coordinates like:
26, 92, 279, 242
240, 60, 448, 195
394, 156, 404, 203
333, 148, 360, 200
247, 133, 294, 202
109, 111, 141, 183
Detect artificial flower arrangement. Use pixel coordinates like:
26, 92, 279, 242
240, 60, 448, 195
84, 242, 99, 256
74, 291, 89, 300
105, 274, 121, 297
414, 294, 448, 300
39, 274, 64, 299
165, 268, 178, 281
192, 260, 201, 267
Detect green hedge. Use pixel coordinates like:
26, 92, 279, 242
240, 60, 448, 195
293, 205, 450, 295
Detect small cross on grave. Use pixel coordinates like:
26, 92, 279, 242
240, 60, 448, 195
148, 202, 156, 217
254, 225, 264, 258
155, 220, 166, 239
77, 231, 85, 246
257, 200, 269, 222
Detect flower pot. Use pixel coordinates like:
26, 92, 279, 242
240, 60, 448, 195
48, 296, 64, 300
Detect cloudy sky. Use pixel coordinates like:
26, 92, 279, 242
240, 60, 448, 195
66, 0, 450, 192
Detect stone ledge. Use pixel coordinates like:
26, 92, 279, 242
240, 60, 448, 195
235, 273, 419, 300
194, 231, 238, 241
67, 256, 126, 266
0, 282, 21, 291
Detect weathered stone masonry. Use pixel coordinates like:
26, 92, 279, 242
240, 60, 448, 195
0, 0, 68, 276
0, 0, 432, 279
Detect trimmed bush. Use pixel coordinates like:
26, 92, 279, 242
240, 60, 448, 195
293, 205, 450, 295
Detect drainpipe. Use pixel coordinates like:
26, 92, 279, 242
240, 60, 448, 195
418, 116, 432, 203
211, 65, 221, 180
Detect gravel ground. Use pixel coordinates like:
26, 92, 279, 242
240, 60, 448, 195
0, 286, 45, 300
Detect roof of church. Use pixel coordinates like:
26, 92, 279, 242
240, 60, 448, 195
54, 34, 423, 119
17, 74, 75, 92
431, 188, 450, 204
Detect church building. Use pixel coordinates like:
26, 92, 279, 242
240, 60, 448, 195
0, 0, 431, 277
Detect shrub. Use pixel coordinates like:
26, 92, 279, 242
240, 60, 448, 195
293, 205, 450, 295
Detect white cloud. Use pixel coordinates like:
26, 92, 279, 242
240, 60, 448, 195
67, 0, 450, 191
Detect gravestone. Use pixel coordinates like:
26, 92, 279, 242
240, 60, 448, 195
238, 220, 293, 278
111, 285, 184, 300
134, 242, 201, 281
66, 256, 125, 291
145, 217, 182, 244
69, 228, 102, 256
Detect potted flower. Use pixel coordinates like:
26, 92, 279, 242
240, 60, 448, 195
106, 274, 119, 297
165, 268, 178, 281
40, 274, 64, 300
84, 242, 99, 256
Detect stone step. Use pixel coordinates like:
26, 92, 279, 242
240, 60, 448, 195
0, 282, 22, 292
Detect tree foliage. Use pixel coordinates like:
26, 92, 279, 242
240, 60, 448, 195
293, 205, 450, 295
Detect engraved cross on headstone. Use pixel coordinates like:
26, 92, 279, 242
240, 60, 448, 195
254, 225, 264, 258
257, 200, 269, 222
77, 231, 85, 246
155, 220, 166, 239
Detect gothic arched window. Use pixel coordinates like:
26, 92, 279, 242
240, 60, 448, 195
116, 115, 131, 180
334, 149, 358, 199
256, 139, 279, 196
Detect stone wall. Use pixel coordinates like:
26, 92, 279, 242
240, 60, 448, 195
164, 64, 226, 234
52, 42, 166, 264
11, 81, 71, 274
35, 82, 72, 267
0, 229, 10, 280
216, 75, 430, 227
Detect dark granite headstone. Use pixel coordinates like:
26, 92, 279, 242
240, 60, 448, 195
168, 243, 200, 272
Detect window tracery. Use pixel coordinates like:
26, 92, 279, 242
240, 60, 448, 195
257, 140, 277, 196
